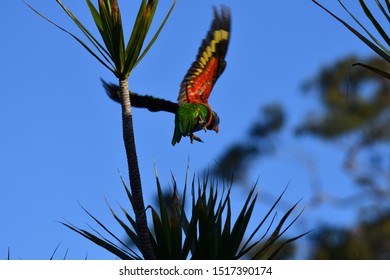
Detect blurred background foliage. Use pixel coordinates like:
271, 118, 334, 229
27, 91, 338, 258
310, 210, 390, 259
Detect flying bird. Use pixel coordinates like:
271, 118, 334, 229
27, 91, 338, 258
102, 6, 231, 145
173, 6, 230, 145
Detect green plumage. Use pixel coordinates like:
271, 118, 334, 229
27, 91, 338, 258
172, 103, 220, 146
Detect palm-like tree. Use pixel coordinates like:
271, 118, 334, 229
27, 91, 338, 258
26, 0, 176, 259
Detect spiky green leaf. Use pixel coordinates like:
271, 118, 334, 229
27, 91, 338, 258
359, 0, 390, 47
24, 0, 115, 71
133, 0, 176, 69
374, 0, 390, 23
312, 0, 390, 63
353, 62, 390, 78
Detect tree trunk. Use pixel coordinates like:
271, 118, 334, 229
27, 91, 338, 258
119, 78, 155, 260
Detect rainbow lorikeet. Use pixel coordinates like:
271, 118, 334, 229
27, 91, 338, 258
101, 6, 231, 145
172, 6, 231, 145
171, 103, 220, 145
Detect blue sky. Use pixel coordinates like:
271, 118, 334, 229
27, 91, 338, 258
1, 0, 381, 259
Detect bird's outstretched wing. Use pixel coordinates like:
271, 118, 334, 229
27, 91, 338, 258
101, 79, 178, 114
178, 6, 231, 106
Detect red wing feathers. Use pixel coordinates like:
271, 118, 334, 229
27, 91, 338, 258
178, 6, 231, 106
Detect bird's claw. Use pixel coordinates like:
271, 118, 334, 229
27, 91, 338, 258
190, 133, 204, 144
197, 115, 208, 132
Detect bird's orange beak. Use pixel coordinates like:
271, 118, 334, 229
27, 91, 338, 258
213, 125, 219, 133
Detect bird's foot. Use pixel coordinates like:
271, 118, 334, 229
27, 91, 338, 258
190, 133, 204, 144
202, 123, 207, 132
197, 115, 208, 132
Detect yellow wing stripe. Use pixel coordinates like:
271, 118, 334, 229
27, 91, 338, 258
194, 29, 229, 75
